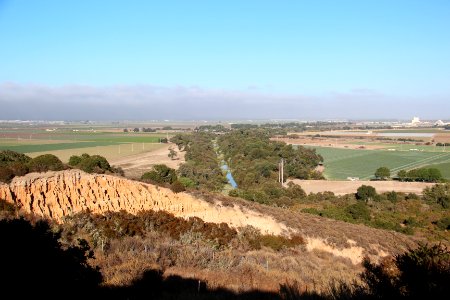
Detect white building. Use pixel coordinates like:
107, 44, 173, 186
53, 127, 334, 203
411, 117, 420, 125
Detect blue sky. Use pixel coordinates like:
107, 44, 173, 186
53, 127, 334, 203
0, 0, 449, 120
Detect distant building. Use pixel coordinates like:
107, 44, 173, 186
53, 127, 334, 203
411, 117, 420, 125
434, 120, 450, 126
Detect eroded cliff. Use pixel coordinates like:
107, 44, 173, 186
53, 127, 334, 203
0, 170, 288, 235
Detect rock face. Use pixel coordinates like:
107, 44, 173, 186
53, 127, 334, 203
0, 170, 288, 235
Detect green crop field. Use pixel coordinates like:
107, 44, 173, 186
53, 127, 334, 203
0, 128, 174, 162
306, 146, 450, 180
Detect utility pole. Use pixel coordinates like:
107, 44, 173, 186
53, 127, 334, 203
279, 158, 284, 186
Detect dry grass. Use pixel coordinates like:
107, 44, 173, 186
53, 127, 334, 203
93, 234, 359, 294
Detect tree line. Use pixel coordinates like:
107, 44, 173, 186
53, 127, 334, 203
0, 150, 123, 183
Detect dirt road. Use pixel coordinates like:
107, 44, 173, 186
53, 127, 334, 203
110, 143, 185, 178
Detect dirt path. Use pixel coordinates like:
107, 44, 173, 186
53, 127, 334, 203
289, 179, 435, 195
110, 143, 185, 178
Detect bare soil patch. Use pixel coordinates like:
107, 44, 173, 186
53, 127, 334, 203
274, 137, 386, 150
289, 179, 435, 195
110, 143, 185, 178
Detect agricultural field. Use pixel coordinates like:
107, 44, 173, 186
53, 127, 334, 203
307, 146, 450, 180
0, 126, 177, 163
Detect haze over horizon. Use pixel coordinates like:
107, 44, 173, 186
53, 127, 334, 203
1, 1, 449, 120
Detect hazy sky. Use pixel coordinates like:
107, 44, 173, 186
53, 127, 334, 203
0, 0, 449, 120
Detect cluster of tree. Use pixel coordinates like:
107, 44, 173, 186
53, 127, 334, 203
423, 183, 450, 208
397, 167, 443, 182
229, 121, 393, 133
229, 181, 307, 207
436, 142, 450, 146
173, 129, 322, 205
69, 153, 123, 175
0, 150, 65, 183
141, 164, 185, 193
0, 150, 124, 183
218, 129, 323, 187
142, 127, 156, 132
123, 128, 157, 132
397, 138, 423, 142
172, 133, 226, 191
195, 125, 229, 132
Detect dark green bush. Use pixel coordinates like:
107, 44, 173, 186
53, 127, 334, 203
0, 150, 31, 166
141, 164, 177, 184
435, 216, 450, 230
423, 183, 450, 208
346, 202, 371, 221
356, 185, 377, 202
0, 167, 14, 183
28, 154, 64, 172
69, 153, 113, 174
68, 155, 82, 166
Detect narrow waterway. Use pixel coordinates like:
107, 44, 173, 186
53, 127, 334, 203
220, 162, 238, 188
212, 138, 238, 189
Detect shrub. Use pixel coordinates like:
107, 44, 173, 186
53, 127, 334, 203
248, 234, 305, 251
78, 155, 111, 173
0, 167, 14, 183
423, 183, 450, 208
386, 191, 398, 203
28, 154, 64, 172
141, 164, 177, 184
356, 185, 377, 203
355, 243, 450, 299
69, 154, 113, 174
0, 150, 31, 166
228, 189, 239, 197
346, 202, 371, 221
177, 176, 196, 188
68, 155, 82, 166
170, 180, 185, 193
435, 217, 450, 230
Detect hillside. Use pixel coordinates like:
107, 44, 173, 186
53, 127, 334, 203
0, 170, 418, 266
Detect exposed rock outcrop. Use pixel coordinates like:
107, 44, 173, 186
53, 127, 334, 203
0, 170, 288, 235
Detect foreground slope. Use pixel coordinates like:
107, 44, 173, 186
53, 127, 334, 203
0, 170, 418, 264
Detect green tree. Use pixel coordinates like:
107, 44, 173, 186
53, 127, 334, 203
423, 183, 450, 208
168, 148, 177, 160
397, 170, 408, 181
356, 185, 377, 203
375, 167, 391, 180
141, 164, 177, 184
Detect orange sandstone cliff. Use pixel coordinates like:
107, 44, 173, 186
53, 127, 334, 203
0, 170, 288, 235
